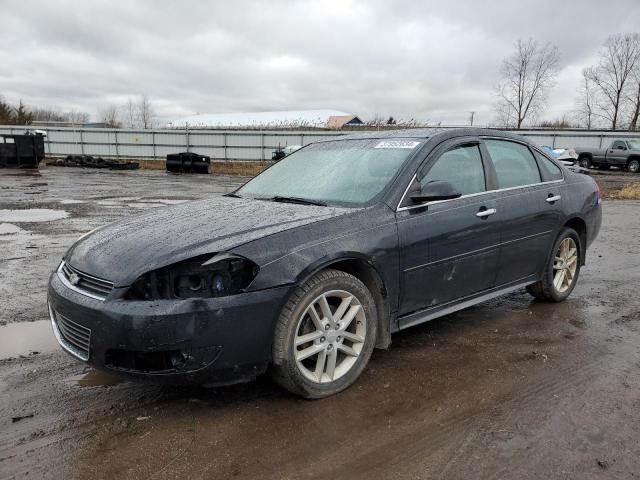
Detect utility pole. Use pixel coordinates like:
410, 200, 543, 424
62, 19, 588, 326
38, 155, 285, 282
469, 111, 475, 126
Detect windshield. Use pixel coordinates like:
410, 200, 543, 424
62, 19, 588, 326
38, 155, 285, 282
627, 140, 640, 149
237, 138, 422, 206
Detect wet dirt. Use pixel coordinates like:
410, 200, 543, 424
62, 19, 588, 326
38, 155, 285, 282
1, 167, 639, 479
590, 169, 639, 198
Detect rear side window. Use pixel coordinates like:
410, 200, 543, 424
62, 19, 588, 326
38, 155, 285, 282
421, 144, 485, 195
535, 152, 563, 181
485, 140, 541, 189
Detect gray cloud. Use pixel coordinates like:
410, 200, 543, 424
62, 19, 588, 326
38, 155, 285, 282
1, 0, 639, 125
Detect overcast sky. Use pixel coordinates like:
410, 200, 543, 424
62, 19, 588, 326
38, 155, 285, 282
1, 0, 639, 126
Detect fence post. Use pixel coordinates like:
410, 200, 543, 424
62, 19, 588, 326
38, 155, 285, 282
152, 131, 157, 159
224, 132, 228, 161
114, 130, 120, 159
79, 129, 85, 155
186, 123, 190, 153
599, 135, 603, 148
551, 134, 556, 148
261, 131, 265, 161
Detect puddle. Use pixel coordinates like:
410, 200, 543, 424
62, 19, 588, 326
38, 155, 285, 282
0, 223, 25, 235
66, 369, 123, 387
0, 209, 69, 222
0, 320, 58, 359
59, 199, 85, 205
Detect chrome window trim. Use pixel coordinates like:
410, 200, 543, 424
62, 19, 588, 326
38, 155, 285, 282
57, 261, 109, 301
396, 137, 566, 213
396, 178, 565, 212
48, 302, 90, 361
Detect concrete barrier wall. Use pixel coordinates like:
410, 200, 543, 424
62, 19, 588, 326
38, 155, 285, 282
1, 125, 638, 162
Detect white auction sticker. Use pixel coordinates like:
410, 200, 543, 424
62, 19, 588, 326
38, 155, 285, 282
374, 140, 421, 149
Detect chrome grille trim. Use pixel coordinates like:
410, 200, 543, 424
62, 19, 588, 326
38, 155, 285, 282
58, 261, 114, 301
48, 303, 91, 361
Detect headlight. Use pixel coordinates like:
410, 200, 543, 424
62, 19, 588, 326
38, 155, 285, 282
125, 253, 259, 300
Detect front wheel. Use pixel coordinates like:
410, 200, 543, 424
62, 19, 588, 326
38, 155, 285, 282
627, 159, 640, 173
527, 228, 581, 302
578, 156, 592, 169
272, 269, 377, 398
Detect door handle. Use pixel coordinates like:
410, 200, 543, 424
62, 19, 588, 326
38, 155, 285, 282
546, 195, 561, 203
476, 208, 497, 218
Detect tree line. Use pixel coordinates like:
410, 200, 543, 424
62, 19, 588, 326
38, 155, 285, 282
0, 94, 155, 129
495, 32, 640, 130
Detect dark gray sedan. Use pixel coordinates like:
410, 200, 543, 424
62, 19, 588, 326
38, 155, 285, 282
47, 128, 602, 398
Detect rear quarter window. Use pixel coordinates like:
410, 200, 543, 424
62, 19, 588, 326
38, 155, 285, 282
485, 139, 542, 189
535, 152, 563, 181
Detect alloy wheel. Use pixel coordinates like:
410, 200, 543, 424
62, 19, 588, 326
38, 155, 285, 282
294, 290, 366, 384
628, 160, 640, 173
553, 237, 578, 293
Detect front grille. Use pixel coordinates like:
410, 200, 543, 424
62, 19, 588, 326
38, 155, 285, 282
60, 261, 114, 300
49, 305, 91, 361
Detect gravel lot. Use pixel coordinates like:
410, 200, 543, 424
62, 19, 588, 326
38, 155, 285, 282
1, 167, 639, 479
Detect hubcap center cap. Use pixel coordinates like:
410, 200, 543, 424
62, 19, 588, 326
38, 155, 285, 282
326, 331, 338, 343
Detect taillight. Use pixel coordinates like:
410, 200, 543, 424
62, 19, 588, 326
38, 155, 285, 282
593, 179, 601, 203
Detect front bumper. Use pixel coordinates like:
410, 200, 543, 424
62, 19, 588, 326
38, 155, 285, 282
47, 269, 289, 385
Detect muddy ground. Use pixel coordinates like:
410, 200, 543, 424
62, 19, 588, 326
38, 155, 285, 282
1, 167, 639, 479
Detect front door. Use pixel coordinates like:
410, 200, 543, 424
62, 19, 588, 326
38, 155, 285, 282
396, 140, 501, 316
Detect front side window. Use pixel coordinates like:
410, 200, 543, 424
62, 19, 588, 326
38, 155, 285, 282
420, 144, 486, 195
237, 138, 422, 206
485, 140, 541, 189
612, 140, 627, 150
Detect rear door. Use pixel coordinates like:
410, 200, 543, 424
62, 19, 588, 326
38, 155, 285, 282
396, 137, 501, 316
483, 138, 564, 286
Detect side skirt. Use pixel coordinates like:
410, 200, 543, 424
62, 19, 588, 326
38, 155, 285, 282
397, 276, 537, 331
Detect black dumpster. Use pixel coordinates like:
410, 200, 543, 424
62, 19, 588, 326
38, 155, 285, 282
0, 133, 45, 168
166, 152, 210, 174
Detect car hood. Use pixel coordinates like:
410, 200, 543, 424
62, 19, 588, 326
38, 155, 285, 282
65, 196, 351, 286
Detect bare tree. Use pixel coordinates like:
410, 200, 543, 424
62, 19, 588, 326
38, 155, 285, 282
495, 38, 560, 129
136, 94, 155, 129
628, 66, 640, 131
100, 104, 121, 128
125, 98, 137, 128
575, 69, 597, 129
67, 109, 90, 124
30, 107, 67, 122
585, 33, 640, 130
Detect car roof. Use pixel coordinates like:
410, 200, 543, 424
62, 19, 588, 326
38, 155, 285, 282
320, 127, 530, 144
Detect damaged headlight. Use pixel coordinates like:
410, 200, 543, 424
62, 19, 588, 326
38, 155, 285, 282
125, 253, 259, 300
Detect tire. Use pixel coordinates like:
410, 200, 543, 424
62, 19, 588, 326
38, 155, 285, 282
527, 228, 581, 302
578, 156, 592, 169
272, 269, 378, 398
627, 158, 640, 174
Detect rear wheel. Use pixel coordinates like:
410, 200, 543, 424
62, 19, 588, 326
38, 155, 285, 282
272, 269, 377, 398
527, 228, 581, 302
628, 159, 640, 173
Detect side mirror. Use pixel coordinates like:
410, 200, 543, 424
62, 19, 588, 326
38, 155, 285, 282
410, 180, 462, 204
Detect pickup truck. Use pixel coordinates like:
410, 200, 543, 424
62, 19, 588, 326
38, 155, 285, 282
576, 139, 640, 173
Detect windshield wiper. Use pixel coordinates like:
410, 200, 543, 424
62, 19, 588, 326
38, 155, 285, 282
271, 196, 327, 206
224, 192, 242, 198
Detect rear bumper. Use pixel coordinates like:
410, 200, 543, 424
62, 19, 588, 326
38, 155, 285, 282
47, 270, 289, 385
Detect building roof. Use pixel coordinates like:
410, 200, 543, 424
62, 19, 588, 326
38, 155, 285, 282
169, 110, 361, 128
